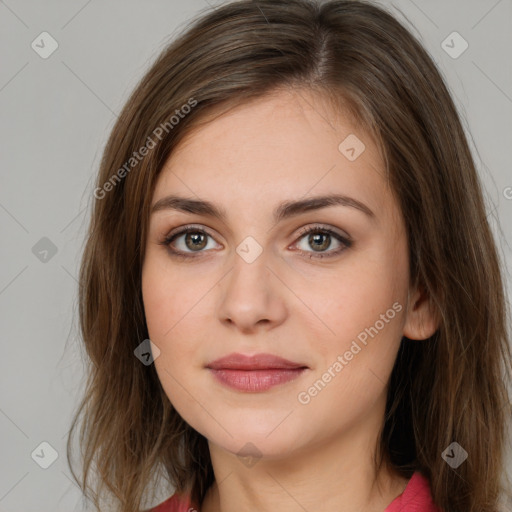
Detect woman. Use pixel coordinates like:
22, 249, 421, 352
67, 1, 512, 511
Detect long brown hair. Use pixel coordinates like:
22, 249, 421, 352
67, 1, 512, 511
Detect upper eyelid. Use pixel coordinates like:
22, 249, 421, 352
166, 224, 217, 241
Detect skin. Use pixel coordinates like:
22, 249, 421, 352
141, 88, 438, 512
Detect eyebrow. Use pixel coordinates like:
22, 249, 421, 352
151, 193, 375, 223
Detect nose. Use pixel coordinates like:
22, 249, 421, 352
216, 250, 287, 334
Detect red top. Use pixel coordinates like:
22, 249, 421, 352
149, 471, 442, 511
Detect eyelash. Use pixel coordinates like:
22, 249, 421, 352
159, 224, 352, 261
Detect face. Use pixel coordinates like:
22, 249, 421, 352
142, 88, 414, 460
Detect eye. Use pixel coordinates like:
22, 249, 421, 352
292, 225, 352, 259
160, 225, 221, 259
159, 224, 352, 260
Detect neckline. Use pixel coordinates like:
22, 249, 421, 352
384, 471, 430, 511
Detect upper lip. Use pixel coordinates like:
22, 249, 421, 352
206, 352, 308, 370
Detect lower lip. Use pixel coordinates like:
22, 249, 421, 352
208, 368, 306, 392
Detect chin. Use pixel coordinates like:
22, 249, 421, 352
193, 413, 308, 461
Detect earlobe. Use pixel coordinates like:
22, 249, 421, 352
402, 283, 440, 340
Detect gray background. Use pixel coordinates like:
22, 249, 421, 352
1, 0, 511, 511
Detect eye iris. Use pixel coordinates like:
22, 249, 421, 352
309, 233, 330, 251
186, 232, 207, 251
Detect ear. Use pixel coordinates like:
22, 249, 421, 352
402, 282, 440, 340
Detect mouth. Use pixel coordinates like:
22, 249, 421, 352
205, 352, 309, 392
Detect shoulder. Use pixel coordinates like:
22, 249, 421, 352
384, 471, 443, 512
147, 491, 197, 512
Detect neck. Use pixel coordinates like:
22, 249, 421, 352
200, 419, 409, 512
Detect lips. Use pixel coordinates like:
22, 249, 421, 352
206, 352, 307, 371
206, 353, 308, 392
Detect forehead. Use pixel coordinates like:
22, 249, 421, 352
152, 89, 390, 220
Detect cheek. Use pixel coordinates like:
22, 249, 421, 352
141, 254, 210, 382
142, 255, 201, 341
297, 242, 408, 422
142, 267, 200, 413
310, 244, 408, 354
